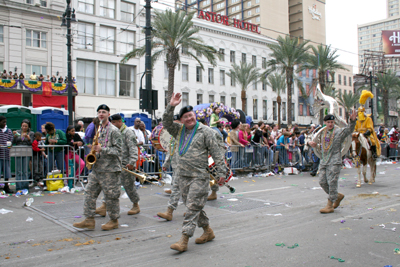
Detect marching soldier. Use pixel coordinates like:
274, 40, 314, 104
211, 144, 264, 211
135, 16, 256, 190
73, 104, 122, 230
163, 93, 225, 252
94, 114, 141, 217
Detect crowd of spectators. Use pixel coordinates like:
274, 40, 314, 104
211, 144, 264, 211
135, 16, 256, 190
1, 69, 75, 83
377, 124, 400, 160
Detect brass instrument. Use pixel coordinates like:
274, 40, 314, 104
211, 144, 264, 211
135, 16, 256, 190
85, 123, 102, 170
122, 168, 166, 187
209, 172, 236, 193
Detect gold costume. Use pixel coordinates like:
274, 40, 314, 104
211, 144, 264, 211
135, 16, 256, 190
355, 91, 381, 157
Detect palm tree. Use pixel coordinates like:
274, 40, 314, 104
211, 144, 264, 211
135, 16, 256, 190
227, 61, 260, 113
307, 44, 348, 124
265, 73, 286, 128
337, 90, 360, 122
376, 70, 400, 125
122, 10, 221, 102
322, 83, 337, 99
265, 35, 312, 127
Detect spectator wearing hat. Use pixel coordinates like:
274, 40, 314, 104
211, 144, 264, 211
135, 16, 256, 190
0, 116, 14, 193
45, 122, 67, 173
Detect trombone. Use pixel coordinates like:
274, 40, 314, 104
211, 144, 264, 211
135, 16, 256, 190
209, 172, 236, 193
122, 168, 165, 187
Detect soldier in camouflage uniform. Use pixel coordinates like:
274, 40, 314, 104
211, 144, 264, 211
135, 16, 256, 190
157, 143, 180, 221
208, 122, 227, 201
95, 114, 140, 217
73, 104, 123, 231
164, 93, 226, 252
309, 110, 357, 214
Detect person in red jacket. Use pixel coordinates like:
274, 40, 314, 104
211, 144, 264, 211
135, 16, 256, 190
32, 132, 46, 186
389, 130, 399, 161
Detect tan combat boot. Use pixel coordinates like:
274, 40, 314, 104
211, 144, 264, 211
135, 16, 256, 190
207, 190, 217, 201
127, 203, 140, 215
195, 225, 215, 244
157, 207, 174, 221
95, 203, 106, 217
73, 217, 95, 230
320, 199, 334, 213
170, 234, 189, 252
333, 193, 345, 209
101, 219, 119, 230
164, 189, 172, 194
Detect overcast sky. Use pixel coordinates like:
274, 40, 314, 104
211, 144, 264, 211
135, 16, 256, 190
147, 0, 388, 74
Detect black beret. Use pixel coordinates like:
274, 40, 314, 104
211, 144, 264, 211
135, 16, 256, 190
97, 104, 110, 112
173, 114, 180, 121
109, 113, 122, 121
179, 106, 193, 119
323, 114, 335, 121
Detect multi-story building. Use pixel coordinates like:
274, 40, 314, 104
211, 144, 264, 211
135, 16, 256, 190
334, 63, 353, 120
177, 0, 326, 44
388, 0, 400, 17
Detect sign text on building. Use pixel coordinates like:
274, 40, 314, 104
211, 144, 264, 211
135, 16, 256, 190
308, 4, 322, 21
197, 10, 260, 34
382, 30, 400, 55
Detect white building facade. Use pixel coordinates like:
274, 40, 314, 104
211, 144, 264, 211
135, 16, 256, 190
0, 0, 306, 125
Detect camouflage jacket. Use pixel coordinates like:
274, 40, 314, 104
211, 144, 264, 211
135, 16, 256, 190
94, 123, 122, 172
162, 104, 225, 178
163, 152, 178, 170
314, 119, 356, 166
121, 125, 138, 166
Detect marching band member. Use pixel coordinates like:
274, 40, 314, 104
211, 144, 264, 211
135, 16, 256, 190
163, 93, 225, 252
309, 110, 357, 214
73, 104, 123, 231
208, 121, 226, 201
94, 114, 141, 217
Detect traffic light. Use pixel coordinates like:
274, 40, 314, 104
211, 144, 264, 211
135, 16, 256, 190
139, 88, 149, 110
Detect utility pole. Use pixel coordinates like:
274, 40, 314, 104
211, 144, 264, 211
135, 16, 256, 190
145, 0, 153, 118
369, 66, 375, 124
61, 0, 76, 125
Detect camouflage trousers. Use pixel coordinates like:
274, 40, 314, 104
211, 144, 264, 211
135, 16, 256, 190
120, 170, 140, 203
168, 174, 181, 210
84, 170, 121, 220
211, 183, 219, 192
319, 164, 341, 202
179, 174, 210, 237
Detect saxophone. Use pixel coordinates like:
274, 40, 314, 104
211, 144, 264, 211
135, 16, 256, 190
86, 123, 102, 170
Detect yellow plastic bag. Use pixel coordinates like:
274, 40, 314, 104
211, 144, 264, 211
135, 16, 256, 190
46, 173, 64, 191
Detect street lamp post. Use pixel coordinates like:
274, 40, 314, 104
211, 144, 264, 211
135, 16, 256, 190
61, 0, 76, 125
368, 66, 375, 125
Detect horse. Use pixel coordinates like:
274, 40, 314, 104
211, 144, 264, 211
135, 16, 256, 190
350, 132, 377, 188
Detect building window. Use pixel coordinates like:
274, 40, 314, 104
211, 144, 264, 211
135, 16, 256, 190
208, 68, 214, 84
217, 2, 225, 9
0, 26, 3, 43
263, 100, 267, 120
221, 95, 226, 104
99, 27, 115, 53
182, 46, 188, 54
262, 57, 266, 69
220, 70, 225, 85
242, 53, 246, 63
77, 23, 94, 50
98, 62, 116, 96
255, 16, 260, 22
182, 64, 189, 81
231, 76, 236, 86
344, 75, 347, 86
197, 94, 203, 105
119, 30, 135, 55
209, 95, 215, 103
26, 30, 46, 48
182, 92, 189, 106
26, 0, 47, 6
282, 102, 286, 121
252, 55, 256, 66
291, 103, 295, 121
338, 74, 342, 85
339, 89, 342, 97
255, 0, 259, 3
78, 0, 94, 14
231, 97, 236, 109
119, 65, 136, 97
196, 66, 202, 82
100, 0, 115, 18
339, 108, 342, 117
121, 1, 135, 22
164, 62, 169, 79
26, 64, 47, 77
262, 81, 267, 91
273, 101, 277, 121
219, 48, 225, 61
76, 60, 94, 94
253, 81, 257, 90
349, 77, 352, 85
230, 50, 235, 63
256, 7, 260, 13
299, 104, 303, 116
247, 10, 251, 16
253, 99, 258, 120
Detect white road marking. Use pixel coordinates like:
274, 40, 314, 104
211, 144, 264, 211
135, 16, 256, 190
233, 186, 291, 195
331, 202, 400, 222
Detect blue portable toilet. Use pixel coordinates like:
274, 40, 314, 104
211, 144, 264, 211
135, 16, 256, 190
30, 107, 69, 133
120, 111, 151, 130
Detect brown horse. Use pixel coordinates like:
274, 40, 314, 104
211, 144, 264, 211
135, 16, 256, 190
350, 132, 377, 188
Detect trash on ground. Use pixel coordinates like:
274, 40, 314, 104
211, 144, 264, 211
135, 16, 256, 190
120, 224, 129, 227
44, 201, 55, 204
330, 256, 345, 262
311, 187, 322, 190
227, 198, 238, 201
340, 220, 346, 223
379, 171, 386, 174
26, 217, 33, 222
24, 198, 34, 207
266, 213, 282, 216
0, 208, 13, 214
120, 192, 129, 199
74, 216, 81, 218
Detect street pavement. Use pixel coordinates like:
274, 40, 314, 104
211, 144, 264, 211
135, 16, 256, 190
1, 162, 400, 267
